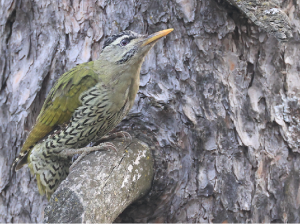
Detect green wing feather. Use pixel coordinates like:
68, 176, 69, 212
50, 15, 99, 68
15, 61, 99, 170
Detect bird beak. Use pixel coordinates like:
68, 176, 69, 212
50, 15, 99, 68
141, 28, 174, 47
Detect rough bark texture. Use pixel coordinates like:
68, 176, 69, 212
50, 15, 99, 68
44, 138, 154, 223
225, 0, 293, 42
1, 0, 300, 223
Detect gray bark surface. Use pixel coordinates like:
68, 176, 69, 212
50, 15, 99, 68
225, 0, 293, 41
44, 139, 154, 223
1, 0, 300, 223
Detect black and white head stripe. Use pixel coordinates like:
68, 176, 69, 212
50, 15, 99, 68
103, 30, 140, 49
116, 46, 138, 64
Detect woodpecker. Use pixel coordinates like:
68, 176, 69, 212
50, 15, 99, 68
13, 28, 174, 199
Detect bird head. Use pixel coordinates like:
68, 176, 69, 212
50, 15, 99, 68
99, 29, 173, 70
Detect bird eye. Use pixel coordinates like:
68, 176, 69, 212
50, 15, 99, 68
120, 38, 130, 46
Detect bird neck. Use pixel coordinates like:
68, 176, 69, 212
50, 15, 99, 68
94, 56, 143, 109
115, 59, 142, 108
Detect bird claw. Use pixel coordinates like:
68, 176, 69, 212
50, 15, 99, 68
100, 131, 132, 144
69, 142, 117, 171
118, 131, 132, 143
68, 132, 133, 171
100, 142, 118, 152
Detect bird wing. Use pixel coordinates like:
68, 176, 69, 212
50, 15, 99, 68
15, 61, 99, 169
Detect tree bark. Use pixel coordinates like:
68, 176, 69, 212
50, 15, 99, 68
1, 0, 300, 223
225, 0, 293, 42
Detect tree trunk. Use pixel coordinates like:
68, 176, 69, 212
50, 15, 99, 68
1, 0, 300, 222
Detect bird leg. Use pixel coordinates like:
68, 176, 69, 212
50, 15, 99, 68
62, 132, 132, 172
58, 142, 117, 171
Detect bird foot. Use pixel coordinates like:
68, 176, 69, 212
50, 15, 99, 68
59, 142, 117, 172
99, 131, 132, 144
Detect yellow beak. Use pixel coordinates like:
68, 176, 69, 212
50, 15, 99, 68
141, 28, 174, 47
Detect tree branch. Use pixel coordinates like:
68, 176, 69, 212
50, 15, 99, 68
44, 138, 154, 223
